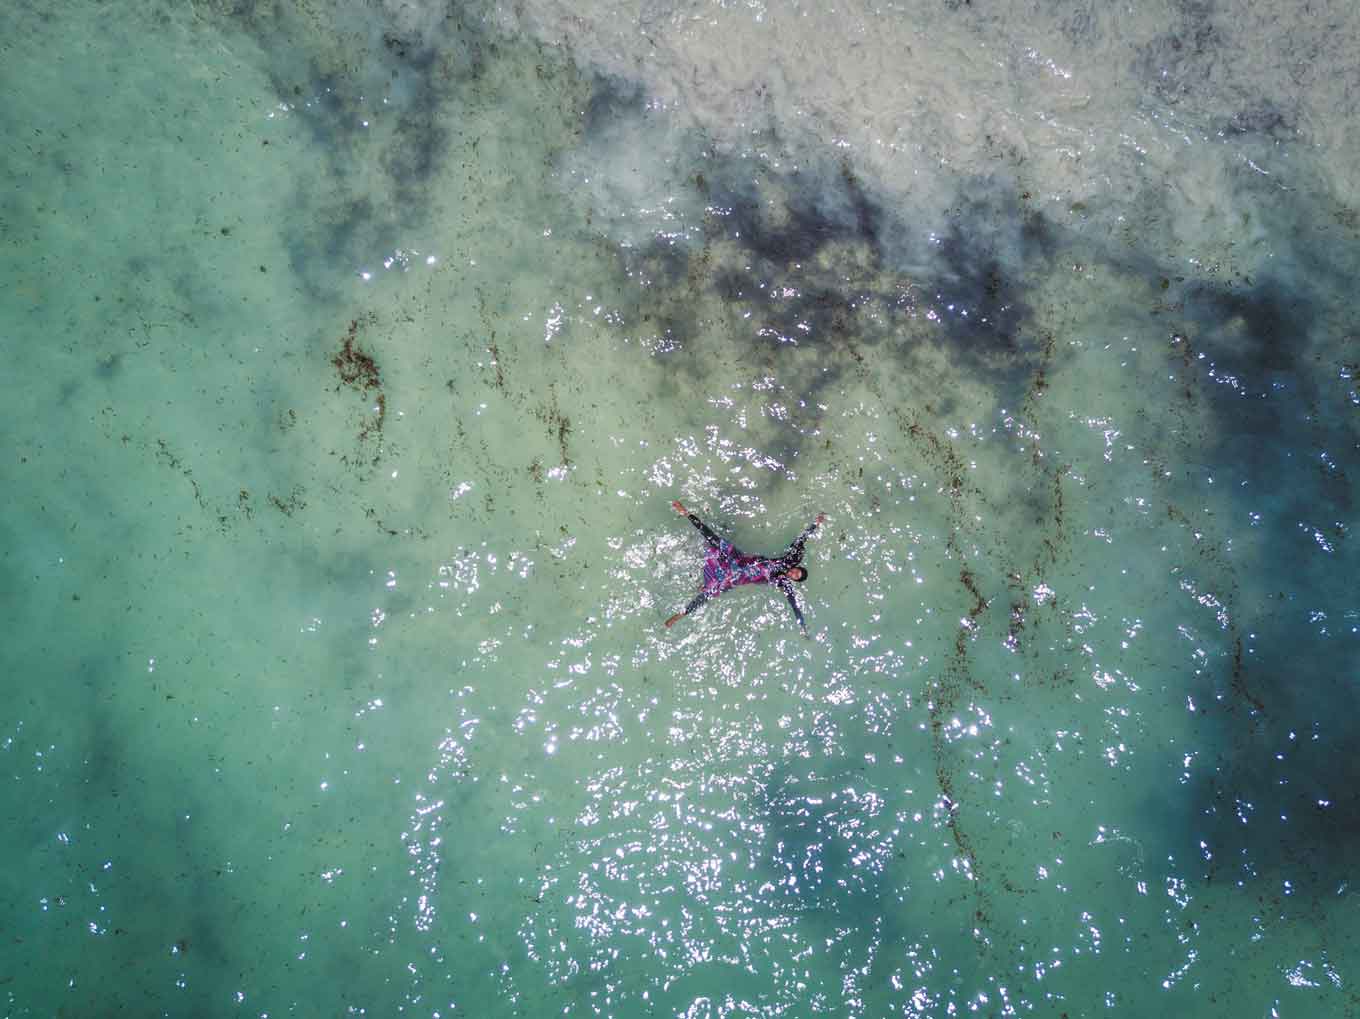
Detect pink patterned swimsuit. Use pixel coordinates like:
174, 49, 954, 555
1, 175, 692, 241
681, 513, 817, 631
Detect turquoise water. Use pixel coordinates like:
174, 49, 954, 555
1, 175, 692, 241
3, 0, 1358, 1016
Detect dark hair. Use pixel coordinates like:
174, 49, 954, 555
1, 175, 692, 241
789, 565, 809, 583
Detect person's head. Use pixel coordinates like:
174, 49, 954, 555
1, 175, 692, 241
784, 565, 809, 583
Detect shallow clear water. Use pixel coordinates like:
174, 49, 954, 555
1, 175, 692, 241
2, 1, 1358, 1016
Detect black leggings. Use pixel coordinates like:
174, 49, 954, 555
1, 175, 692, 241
688, 512, 723, 549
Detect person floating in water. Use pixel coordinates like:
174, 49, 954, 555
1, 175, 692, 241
664, 500, 826, 635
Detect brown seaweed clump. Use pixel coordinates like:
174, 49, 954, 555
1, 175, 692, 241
332, 319, 381, 392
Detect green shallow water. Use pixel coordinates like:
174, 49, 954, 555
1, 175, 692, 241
2, 1, 1358, 1016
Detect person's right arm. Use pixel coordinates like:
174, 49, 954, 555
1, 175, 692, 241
782, 512, 827, 564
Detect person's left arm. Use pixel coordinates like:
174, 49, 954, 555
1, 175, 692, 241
776, 578, 808, 635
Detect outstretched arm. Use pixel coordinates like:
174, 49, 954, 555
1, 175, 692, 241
777, 578, 808, 635
782, 512, 827, 564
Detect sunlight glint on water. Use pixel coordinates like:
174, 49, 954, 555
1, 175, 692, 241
0, 0, 1357, 1016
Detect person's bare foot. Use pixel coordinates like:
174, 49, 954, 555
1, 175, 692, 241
664, 613, 684, 628
672, 500, 688, 516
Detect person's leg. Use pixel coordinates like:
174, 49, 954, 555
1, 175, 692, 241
689, 514, 724, 549
666, 590, 709, 627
